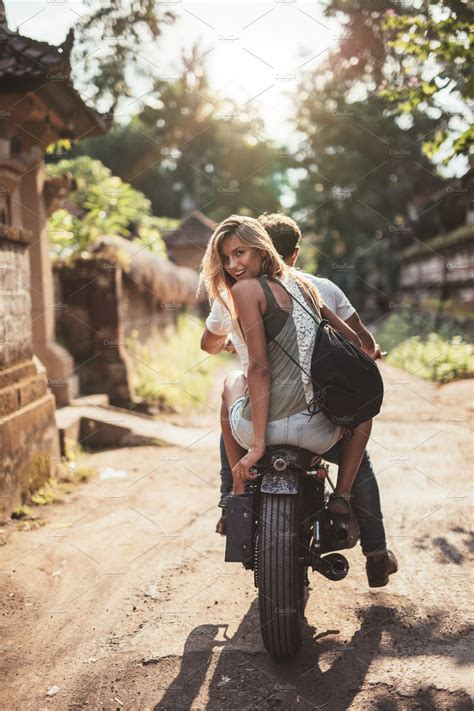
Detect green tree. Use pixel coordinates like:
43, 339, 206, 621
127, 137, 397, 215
73, 52, 286, 220
70, 0, 175, 111
46, 156, 167, 260
320, 1, 472, 161
295, 87, 438, 310
380, 1, 473, 161
293, 0, 440, 311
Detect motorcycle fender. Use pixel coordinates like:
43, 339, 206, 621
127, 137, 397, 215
261, 470, 299, 494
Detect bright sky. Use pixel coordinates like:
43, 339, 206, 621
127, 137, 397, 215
6, 1, 466, 176
5, 1, 341, 144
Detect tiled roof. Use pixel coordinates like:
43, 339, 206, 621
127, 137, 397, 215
0, 4, 109, 137
0, 9, 73, 81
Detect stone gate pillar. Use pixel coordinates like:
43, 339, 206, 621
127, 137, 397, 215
20, 161, 77, 405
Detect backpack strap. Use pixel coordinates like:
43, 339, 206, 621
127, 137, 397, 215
258, 276, 279, 309
257, 276, 292, 340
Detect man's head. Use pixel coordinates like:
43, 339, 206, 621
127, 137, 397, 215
258, 213, 301, 267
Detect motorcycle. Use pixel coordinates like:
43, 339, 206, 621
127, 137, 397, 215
225, 444, 359, 658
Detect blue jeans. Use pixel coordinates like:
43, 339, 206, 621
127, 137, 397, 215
218, 435, 386, 556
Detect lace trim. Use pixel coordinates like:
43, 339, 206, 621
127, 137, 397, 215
284, 277, 319, 406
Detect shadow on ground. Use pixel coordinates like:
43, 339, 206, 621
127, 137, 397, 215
153, 601, 473, 710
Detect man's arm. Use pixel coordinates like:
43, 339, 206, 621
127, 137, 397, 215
201, 298, 229, 354
345, 312, 381, 358
200, 327, 227, 354
305, 274, 381, 359
321, 304, 362, 349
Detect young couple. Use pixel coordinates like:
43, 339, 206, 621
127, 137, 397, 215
200, 213, 398, 587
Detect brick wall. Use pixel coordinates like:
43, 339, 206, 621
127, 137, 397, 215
121, 278, 179, 342
0, 230, 59, 517
54, 255, 201, 406
0, 239, 33, 368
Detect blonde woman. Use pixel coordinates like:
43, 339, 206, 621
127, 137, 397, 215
201, 215, 372, 514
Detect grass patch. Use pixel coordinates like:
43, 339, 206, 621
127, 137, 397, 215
13, 444, 97, 518
126, 316, 226, 412
29, 446, 97, 506
63, 437, 88, 462
387, 334, 474, 383
375, 311, 473, 383
30, 477, 74, 505
28, 461, 96, 507
58, 459, 97, 485
11, 505, 37, 520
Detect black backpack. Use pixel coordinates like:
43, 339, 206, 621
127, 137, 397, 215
269, 278, 384, 429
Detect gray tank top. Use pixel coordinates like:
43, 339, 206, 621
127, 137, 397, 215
241, 275, 321, 422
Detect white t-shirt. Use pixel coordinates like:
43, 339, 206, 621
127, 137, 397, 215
205, 296, 250, 370
205, 272, 355, 373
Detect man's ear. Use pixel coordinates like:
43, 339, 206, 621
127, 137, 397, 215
286, 246, 299, 266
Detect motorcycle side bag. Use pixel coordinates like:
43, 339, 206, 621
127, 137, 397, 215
225, 493, 254, 565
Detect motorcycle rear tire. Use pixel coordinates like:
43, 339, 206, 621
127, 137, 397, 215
258, 492, 305, 658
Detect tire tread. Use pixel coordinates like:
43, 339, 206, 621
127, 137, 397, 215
258, 493, 303, 657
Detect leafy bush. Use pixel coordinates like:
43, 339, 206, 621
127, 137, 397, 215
387, 333, 473, 384
375, 311, 465, 353
126, 317, 226, 412
46, 156, 167, 260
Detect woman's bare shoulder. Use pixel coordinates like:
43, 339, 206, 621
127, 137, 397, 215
230, 278, 262, 299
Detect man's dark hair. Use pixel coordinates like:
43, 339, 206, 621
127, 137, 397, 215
258, 213, 301, 259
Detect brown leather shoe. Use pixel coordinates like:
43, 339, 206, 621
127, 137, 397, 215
366, 550, 398, 588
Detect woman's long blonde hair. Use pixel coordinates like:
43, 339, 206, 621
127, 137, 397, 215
200, 214, 321, 316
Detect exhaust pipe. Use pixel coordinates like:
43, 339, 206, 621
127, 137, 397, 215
313, 553, 349, 581
321, 516, 359, 552
335, 522, 350, 542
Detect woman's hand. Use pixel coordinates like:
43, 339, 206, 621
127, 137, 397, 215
232, 446, 265, 495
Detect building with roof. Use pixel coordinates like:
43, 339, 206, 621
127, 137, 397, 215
0, 1, 109, 514
163, 211, 217, 271
397, 168, 474, 324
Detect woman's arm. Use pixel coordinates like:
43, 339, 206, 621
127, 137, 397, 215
231, 279, 271, 470
321, 303, 362, 349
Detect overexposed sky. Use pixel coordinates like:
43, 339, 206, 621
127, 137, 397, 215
5, 1, 340, 143
5, 1, 467, 175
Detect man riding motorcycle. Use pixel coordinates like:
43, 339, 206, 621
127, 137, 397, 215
200, 213, 397, 588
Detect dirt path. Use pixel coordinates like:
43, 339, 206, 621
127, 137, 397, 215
1, 364, 473, 710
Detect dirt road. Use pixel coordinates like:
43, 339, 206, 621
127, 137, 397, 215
1, 364, 473, 710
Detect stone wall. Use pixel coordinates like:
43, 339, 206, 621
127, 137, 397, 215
121, 278, 178, 342
54, 259, 133, 406
0, 238, 33, 367
54, 245, 203, 406
0, 228, 59, 517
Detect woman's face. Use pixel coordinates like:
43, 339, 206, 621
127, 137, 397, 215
220, 235, 264, 282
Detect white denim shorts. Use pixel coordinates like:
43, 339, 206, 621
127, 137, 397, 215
229, 396, 343, 455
